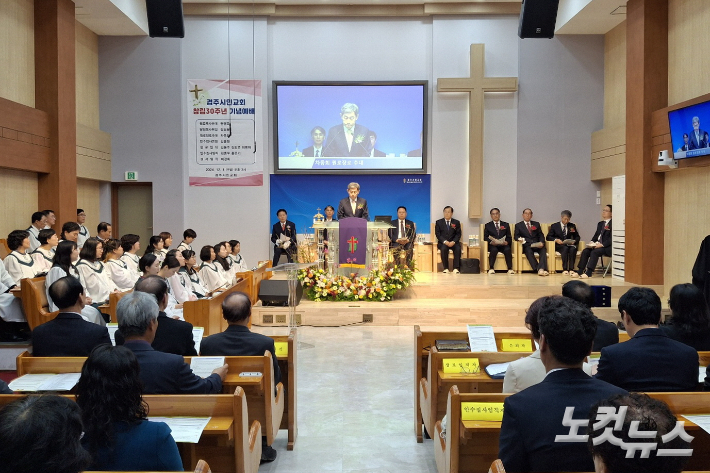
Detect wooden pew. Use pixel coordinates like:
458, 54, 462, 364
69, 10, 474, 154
414, 325, 631, 442
434, 387, 710, 473
107, 289, 131, 323
0, 391, 260, 473
183, 277, 252, 336
269, 329, 298, 450
0, 239, 9, 260
19, 277, 59, 329
15, 351, 285, 449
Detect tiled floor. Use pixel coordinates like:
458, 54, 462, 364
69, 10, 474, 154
257, 325, 437, 473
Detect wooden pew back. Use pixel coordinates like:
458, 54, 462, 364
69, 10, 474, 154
20, 277, 59, 329
107, 290, 131, 323
0, 239, 9, 260
269, 329, 298, 450
183, 277, 252, 336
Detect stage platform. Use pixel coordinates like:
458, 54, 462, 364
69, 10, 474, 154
251, 272, 666, 329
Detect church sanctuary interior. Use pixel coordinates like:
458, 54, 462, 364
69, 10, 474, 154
2, 0, 710, 472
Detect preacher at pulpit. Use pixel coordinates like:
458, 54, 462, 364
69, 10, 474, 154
337, 182, 369, 220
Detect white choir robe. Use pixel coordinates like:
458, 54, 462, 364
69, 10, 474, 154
4, 251, 39, 285
199, 262, 230, 293
120, 253, 141, 281
75, 260, 119, 304
154, 250, 165, 265
163, 277, 184, 320
0, 259, 25, 322
180, 268, 207, 297
27, 226, 42, 252
31, 248, 54, 274
106, 258, 139, 292
45, 266, 105, 326
229, 254, 249, 273
168, 272, 195, 303
77, 225, 90, 248
176, 242, 192, 254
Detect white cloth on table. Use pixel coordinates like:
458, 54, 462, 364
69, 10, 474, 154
0, 259, 25, 322
45, 266, 105, 326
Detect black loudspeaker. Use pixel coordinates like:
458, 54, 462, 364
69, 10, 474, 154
259, 280, 303, 307
460, 258, 480, 274
146, 0, 185, 38
518, 0, 560, 39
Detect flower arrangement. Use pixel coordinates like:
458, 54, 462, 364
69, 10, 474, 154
297, 264, 415, 302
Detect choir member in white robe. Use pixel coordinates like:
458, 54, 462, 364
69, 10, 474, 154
75, 238, 119, 305
103, 239, 138, 292
166, 249, 196, 303
60, 221, 80, 245
119, 234, 141, 281
198, 245, 230, 293
158, 255, 184, 320
30, 229, 58, 274
0, 258, 25, 323
145, 235, 165, 265
139, 253, 161, 279
180, 250, 208, 298
214, 242, 236, 283
176, 228, 196, 253
46, 240, 105, 326
4, 230, 40, 285
26, 211, 48, 252
76, 209, 90, 248
228, 240, 249, 273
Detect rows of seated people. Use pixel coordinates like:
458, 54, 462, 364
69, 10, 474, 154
0, 208, 250, 340
1, 273, 281, 470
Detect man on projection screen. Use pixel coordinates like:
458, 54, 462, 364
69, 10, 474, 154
323, 103, 372, 157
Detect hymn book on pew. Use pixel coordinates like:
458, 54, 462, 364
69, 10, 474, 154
190, 356, 225, 378
8, 373, 80, 392
466, 325, 498, 352
193, 327, 204, 353
147, 417, 211, 443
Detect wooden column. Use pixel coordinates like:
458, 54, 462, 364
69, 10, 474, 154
624, 0, 667, 285
35, 0, 77, 227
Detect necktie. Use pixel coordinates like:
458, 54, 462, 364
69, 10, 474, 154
526, 222, 531, 233
446, 220, 450, 230
282, 224, 285, 232
315, 149, 320, 158
400, 220, 405, 239
495, 222, 500, 233
351, 200, 356, 214
562, 225, 567, 237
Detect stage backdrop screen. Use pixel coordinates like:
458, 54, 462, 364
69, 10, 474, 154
273, 81, 427, 174
269, 174, 431, 236
669, 100, 710, 160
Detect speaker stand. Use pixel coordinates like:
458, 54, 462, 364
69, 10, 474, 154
269, 262, 317, 350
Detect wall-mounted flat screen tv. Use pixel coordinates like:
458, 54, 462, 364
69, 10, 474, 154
273, 81, 427, 174
668, 100, 710, 160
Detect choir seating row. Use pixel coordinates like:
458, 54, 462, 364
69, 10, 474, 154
0, 391, 259, 473
16, 327, 298, 451
435, 387, 710, 473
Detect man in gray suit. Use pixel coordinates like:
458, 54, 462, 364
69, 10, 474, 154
688, 116, 706, 149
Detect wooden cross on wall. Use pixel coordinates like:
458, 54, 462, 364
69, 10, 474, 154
438, 44, 518, 219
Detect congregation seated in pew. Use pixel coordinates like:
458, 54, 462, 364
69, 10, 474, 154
32, 276, 111, 357
77, 344, 183, 471
562, 280, 620, 351
659, 283, 710, 351
499, 296, 627, 472
117, 291, 227, 394
595, 287, 699, 392
0, 394, 92, 473
115, 275, 197, 356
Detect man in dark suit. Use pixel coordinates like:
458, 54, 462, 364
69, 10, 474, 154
434, 206, 461, 273
337, 182, 369, 220
271, 209, 297, 266
367, 132, 386, 157
32, 276, 111, 356
117, 291, 227, 394
546, 210, 580, 274
301, 126, 325, 158
388, 206, 417, 265
322, 103, 371, 157
562, 280, 619, 351
573, 205, 612, 278
595, 287, 699, 392
483, 208, 514, 274
688, 116, 706, 149
499, 297, 627, 473
514, 208, 549, 276
115, 276, 197, 356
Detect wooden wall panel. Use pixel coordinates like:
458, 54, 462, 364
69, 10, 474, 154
77, 178, 101, 237
0, 0, 34, 107
76, 123, 111, 181
75, 20, 99, 129
604, 21, 626, 129
0, 169, 38, 237
600, 178, 613, 212
668, 0, 710, 105
591, 125, 625, 180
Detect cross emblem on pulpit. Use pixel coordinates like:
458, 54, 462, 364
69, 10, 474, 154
347, 236, 358, 253
437, 44, 518, 219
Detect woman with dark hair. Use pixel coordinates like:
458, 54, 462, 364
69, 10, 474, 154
0, 395, 92, 473
158, 254, 184, 318
214, 241, 232, 275
228, 239, 249, 273
180, 249, 209, 298
31, 228, 58, 273
158, 232, 173, 260
60, 221, 81, 243
76, 237, 119, 306
503, 295, 592, 393
198, 245, 230, 293
660, 283, 710, 350
46, 241, 105, 326
120, 233, 141, 279
104, 238, 138, 291
138, 253, 161, 283
166, 249, 196, 303
77, 345, 182, 471
5, 229, 40, 284
145, 235, 165, 264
